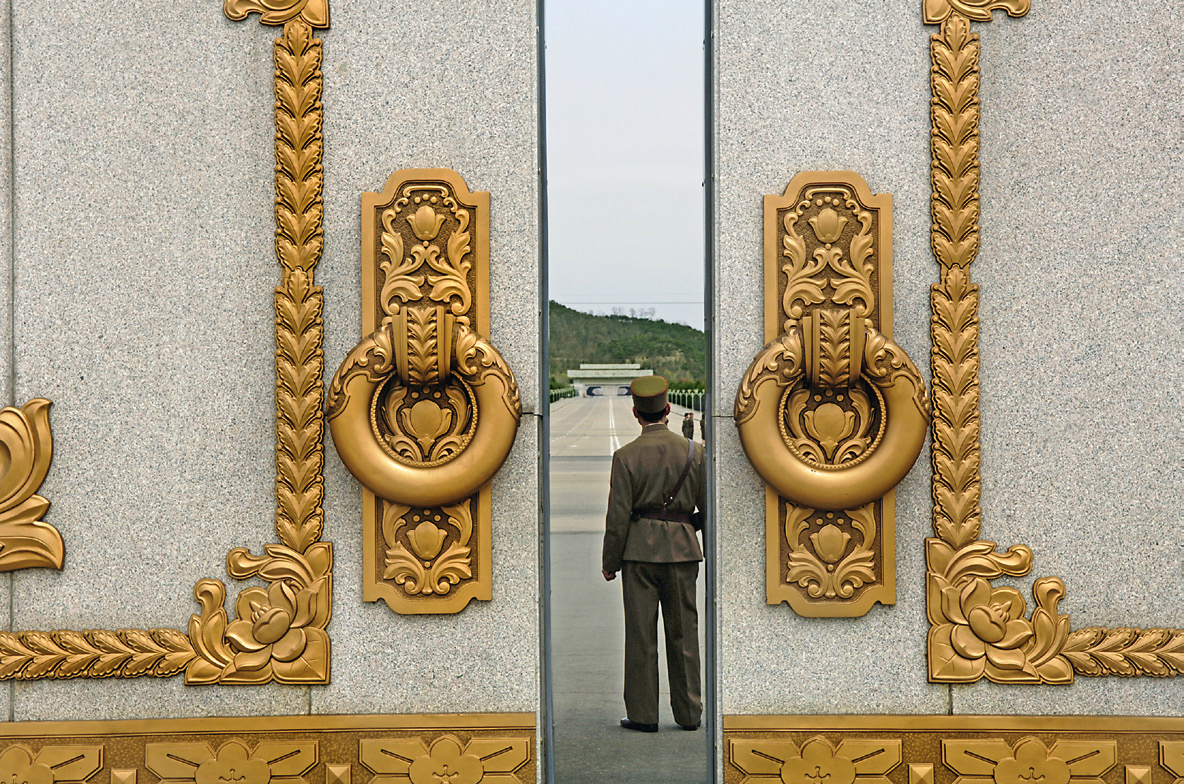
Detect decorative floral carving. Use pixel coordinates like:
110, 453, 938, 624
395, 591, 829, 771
187, 542, 331, 684
382, 501, 474, 596
779, 190, 875, 332
223, 0, 328, 28
407, 205, 446, 242
943, 738, 1115, 784
359, 735, 531, 784
408, 738, 483, 784
728, 736, 901, 784
742, 175, 919, 617
927, 539, 1071, 683
923, 0, 1029, 25
0, 399, 64, 571
146, 741, 317, 784
786, 503, 878, 601
0, 746, 102, 784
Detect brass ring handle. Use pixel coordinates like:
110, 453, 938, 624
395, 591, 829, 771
734, 315, 928, 511
326, 310, 521, 508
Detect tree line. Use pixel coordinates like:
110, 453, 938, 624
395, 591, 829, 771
548, 301, 706, 388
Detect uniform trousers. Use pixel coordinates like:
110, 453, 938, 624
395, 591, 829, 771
621, 560, 702, 727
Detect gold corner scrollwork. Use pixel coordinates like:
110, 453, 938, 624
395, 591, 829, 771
0, 9, 331, 683
328, 169, 521, 615
735, 171, 928, 617
922, 1, 1182, 682
0, 399, 64, 572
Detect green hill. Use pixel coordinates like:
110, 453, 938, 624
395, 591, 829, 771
548, 301, 705, 387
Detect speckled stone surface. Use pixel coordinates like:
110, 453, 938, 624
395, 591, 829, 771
8, 1, 299, 719
0, 0, 10, 413
311, 0, 539, 714
714, 0, 1182, 723
0, 0, 11, 722
714, 0, 944, 717
316, 0, 541, 417
956, 0, 1182, 715
6, 0, 540, 721
313, 418, 541, 714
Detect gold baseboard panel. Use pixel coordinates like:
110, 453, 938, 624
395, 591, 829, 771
725, 715, 1184, 784
0, 714, 536, 784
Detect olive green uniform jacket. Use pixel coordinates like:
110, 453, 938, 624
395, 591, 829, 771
602, 422, 705, 573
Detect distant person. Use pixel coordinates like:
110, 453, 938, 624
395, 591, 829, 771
602, 376, 705, 733
681, 411, 695, 439
698, 414, 704, 442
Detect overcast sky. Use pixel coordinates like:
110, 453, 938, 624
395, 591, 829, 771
545, 0, 705, 330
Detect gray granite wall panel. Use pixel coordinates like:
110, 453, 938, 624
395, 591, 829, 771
952, 0, 1182, 715
9, 1, 306, 718
310, 0, 540, 714
7, 0, 539, 719
0, 0, 12, 722
714, 0, 944, 716
714, 0, 1182, 719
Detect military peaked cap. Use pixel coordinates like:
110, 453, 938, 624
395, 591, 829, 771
630, 375, 669, 413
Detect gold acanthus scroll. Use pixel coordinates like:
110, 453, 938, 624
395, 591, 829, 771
0, 399, 64, 572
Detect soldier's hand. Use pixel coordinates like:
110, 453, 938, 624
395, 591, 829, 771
602, 569, 616, 582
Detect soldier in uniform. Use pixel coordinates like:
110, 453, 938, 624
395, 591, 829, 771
602, 375, 705, 733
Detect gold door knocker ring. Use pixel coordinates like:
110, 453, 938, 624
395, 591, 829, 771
327, 303, 521, 509
735, 306, 928, 511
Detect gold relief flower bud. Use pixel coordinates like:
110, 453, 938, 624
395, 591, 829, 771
407, 204, 446, 241
810, 524, 851, 564
408, 521, 448, 561
404, 399, 453, 453
967, 601, 1011, 643
808, 207, 848, 244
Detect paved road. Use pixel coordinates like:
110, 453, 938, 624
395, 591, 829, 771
549, 396, 708, 783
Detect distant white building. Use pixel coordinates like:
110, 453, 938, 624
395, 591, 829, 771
565, 363, 653, 396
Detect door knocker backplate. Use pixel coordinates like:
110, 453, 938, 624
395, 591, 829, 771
734, 171, 928, 617
327, 169, 521, 615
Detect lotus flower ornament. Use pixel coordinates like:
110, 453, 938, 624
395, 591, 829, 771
407, 520, 448, 560
407, 205, 446, 241
808, 207, 848, 244
810, 524, 852, 565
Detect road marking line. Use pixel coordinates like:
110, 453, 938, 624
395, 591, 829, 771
607, 397, 621, 453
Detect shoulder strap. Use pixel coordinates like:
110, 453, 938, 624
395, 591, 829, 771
662, 438, 697, 510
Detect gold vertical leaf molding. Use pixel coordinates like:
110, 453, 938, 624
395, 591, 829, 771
0, 5, 331, 682
923, 0, 1183, 682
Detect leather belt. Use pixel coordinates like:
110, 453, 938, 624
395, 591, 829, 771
633, 509, 691, 523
